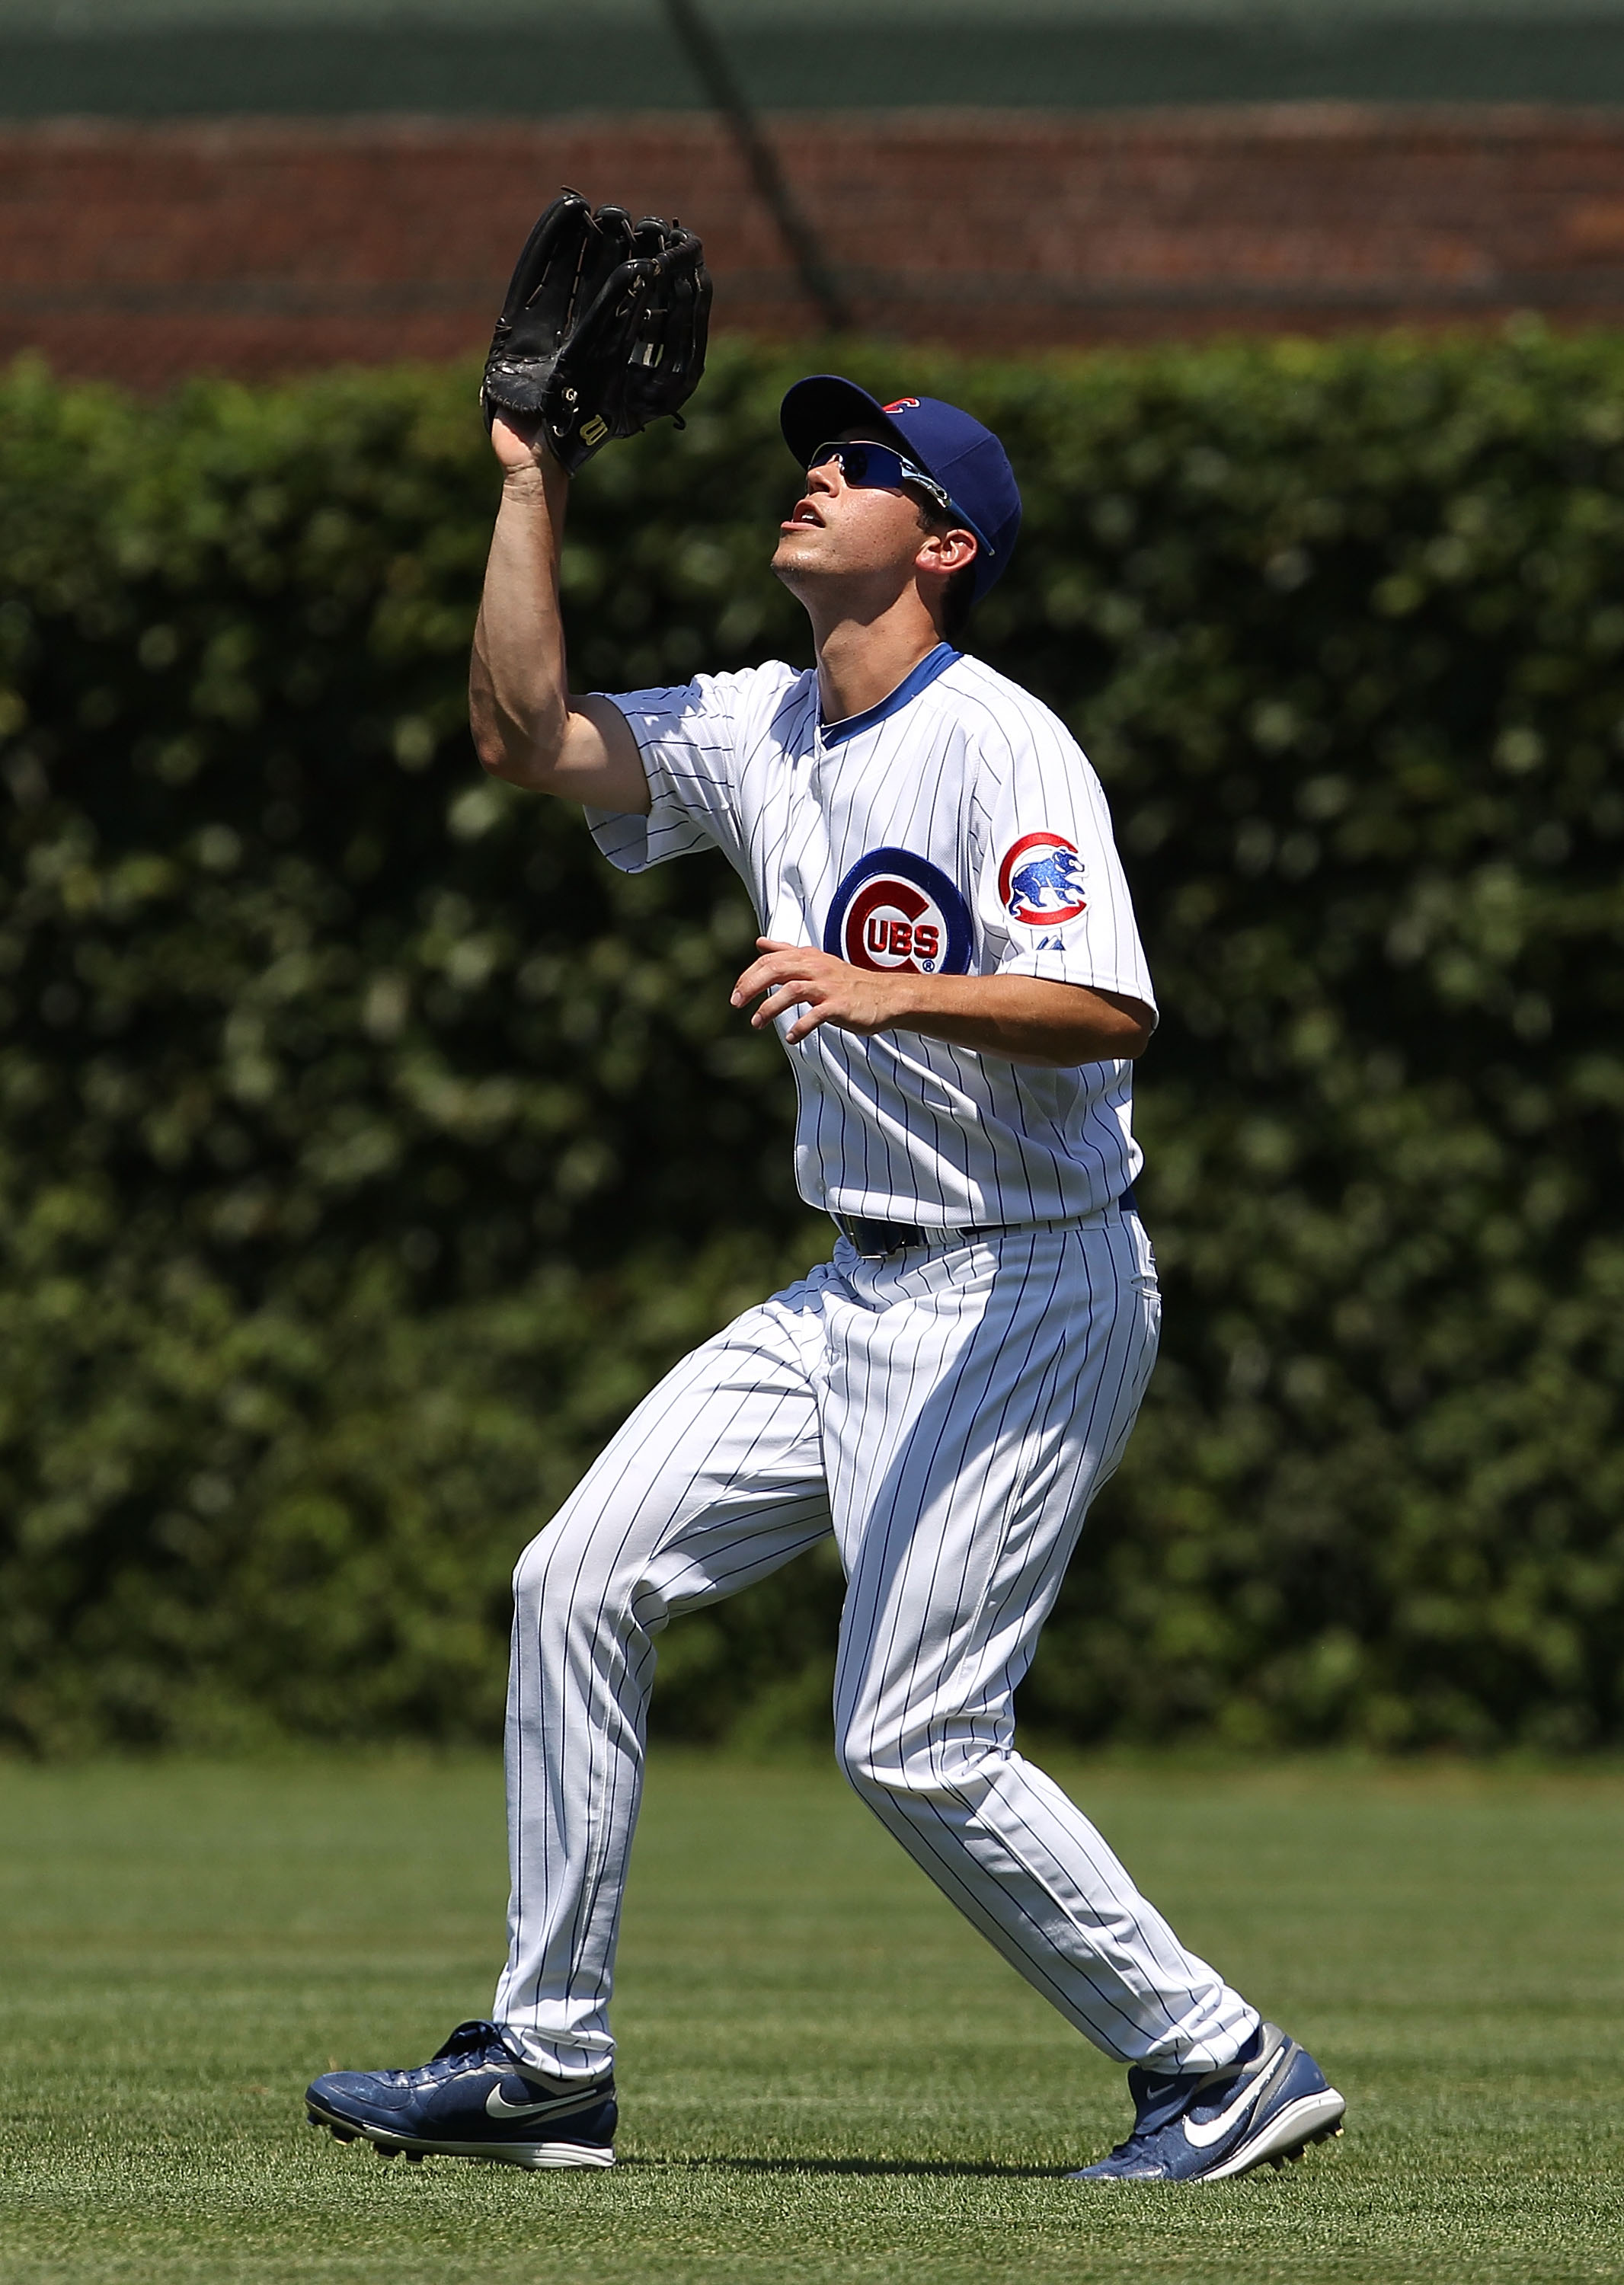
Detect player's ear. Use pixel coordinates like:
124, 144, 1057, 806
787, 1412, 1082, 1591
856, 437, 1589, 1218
916, 525, 978, 578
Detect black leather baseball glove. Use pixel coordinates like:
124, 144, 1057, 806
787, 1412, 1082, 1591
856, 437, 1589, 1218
481, 191, 711, 473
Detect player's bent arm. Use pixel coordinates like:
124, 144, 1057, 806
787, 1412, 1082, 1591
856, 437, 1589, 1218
472, 686, 651, 813
468, 428, 653, 814
734, 942, 1155, 1067
890, 974, 1154, 1066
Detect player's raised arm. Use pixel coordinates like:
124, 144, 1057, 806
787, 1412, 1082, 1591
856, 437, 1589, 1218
469, 428, 646, 807
468, 193, 711, 813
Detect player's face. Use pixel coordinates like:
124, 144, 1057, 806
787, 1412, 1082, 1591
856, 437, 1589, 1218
771, 430, 940, 595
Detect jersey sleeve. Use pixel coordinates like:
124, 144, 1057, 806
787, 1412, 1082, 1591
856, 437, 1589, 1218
974, 709, 1158, 1016
583, 670, 754, 874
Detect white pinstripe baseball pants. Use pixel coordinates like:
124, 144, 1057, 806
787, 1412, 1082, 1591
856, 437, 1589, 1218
494, 1210, 1258, 2079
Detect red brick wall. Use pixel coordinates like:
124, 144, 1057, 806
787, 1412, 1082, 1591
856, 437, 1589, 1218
8, 107, 1624, 387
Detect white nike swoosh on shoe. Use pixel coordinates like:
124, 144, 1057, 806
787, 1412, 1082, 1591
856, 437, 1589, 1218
1195, 2088, 1346, 2182
1181, 2045, 1290, 2149
485, 2082, 603, 2122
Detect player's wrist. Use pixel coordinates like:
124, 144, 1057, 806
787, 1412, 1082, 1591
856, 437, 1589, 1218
878, 970, 952, 1030
501, 459, 564, 504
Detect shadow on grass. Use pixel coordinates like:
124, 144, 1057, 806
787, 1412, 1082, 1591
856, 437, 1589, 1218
634, 2156, 1066, 2180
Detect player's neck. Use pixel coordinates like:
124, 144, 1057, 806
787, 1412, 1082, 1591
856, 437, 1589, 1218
811, 596, 949, 727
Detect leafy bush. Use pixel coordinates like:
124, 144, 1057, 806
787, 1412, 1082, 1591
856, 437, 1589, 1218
2, 330, 1622, 1753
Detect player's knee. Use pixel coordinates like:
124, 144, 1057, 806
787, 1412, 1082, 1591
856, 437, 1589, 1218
510, 1523, 556, 1615
834, 1708, 999, 1805
833, 1715, 911, 1802
510, 1507, 603, 1622
510, 1503, 663, 1645
833, 1733, 876, 1800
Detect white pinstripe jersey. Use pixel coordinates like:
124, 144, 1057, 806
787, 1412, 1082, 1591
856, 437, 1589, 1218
588, 642, 1156, 1228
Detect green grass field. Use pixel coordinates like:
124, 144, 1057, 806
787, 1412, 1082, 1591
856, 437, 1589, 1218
1, 1751, 1619, 2283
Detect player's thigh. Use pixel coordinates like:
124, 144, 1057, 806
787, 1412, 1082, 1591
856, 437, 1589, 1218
513, 1290, 833, 1633
829, 1218, 1159, 1767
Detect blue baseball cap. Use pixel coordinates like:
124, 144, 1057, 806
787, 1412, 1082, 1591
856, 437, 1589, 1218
779, 375, 1021, 604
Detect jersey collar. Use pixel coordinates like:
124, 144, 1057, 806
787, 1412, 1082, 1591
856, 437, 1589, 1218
818, 643, 958, 748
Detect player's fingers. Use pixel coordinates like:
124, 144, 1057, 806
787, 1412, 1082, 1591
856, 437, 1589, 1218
730, 961, 778, 1004
731, 948, 823, 1004
750, 979, 825, 1028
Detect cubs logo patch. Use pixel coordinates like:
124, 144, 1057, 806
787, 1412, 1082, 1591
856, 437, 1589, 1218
999, 832, 1088, 926
884, 397, 922, 412
823, 848, 973, 976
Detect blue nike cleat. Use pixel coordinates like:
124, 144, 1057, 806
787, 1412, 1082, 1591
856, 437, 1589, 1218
305, 2018, 616, 2170
1070, 2021, 1345, 2183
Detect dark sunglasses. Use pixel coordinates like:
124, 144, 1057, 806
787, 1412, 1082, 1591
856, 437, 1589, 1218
807, 439, 993, 554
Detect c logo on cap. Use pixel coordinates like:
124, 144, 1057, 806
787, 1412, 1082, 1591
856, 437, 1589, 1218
883, 398, 922, 412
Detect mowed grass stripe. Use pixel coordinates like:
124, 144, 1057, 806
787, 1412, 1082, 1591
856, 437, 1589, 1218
0, 1753, 1619, 2283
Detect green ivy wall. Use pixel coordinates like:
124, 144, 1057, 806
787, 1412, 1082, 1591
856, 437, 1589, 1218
2, 331, 1621, 1753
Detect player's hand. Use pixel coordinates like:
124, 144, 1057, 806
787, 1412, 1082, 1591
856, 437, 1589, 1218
489, 411, 551, 475
731, 940, 910, 1045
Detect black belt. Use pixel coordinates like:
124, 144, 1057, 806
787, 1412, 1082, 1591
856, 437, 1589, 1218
833, 1214, 980, 1259
833, 1191, 1137, 1261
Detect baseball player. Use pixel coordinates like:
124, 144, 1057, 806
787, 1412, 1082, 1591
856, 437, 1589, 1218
305, 199, 1345, 2184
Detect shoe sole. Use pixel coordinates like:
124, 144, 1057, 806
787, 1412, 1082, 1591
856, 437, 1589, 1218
305, 2097, 615, 2171
1195, 2088, 1347, 2183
